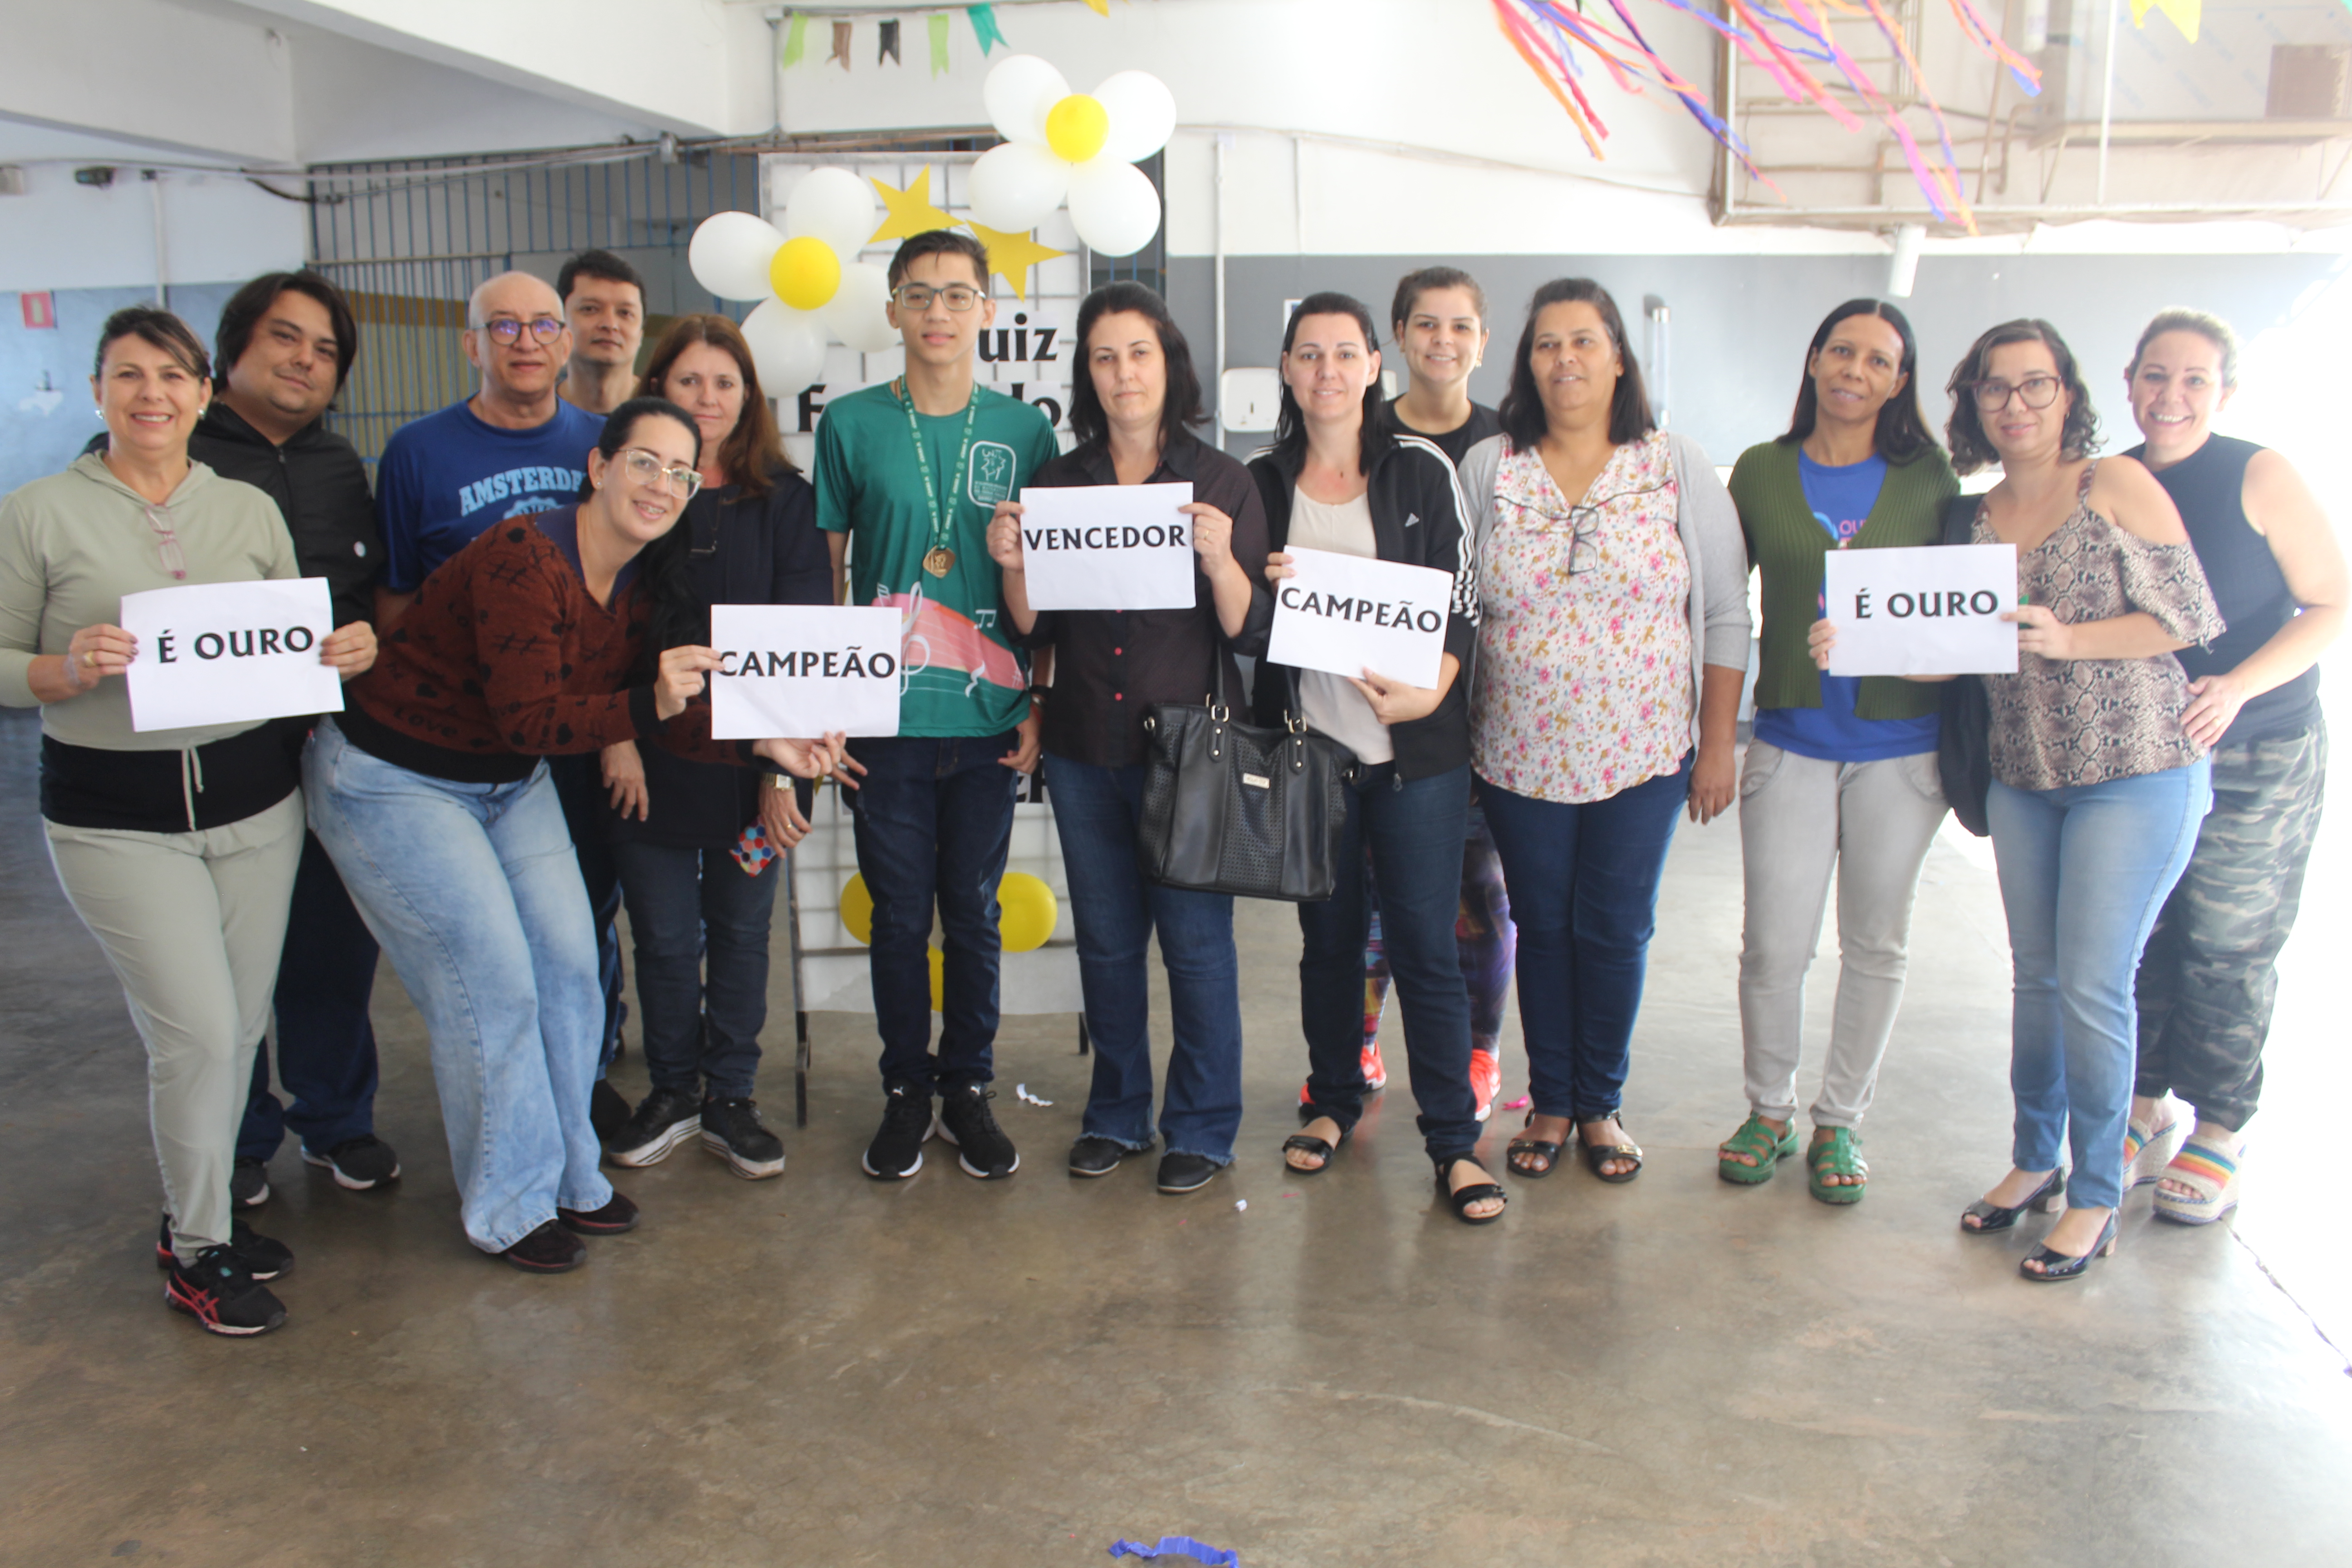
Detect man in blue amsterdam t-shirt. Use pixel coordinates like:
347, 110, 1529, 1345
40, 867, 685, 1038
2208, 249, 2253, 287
815, 229, 1060, 1185
372, 270, 629, 1127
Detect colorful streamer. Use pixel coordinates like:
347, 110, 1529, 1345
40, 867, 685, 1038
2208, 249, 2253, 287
967, 4, 1006, 55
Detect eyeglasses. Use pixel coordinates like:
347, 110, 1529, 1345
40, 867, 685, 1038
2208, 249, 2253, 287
142, 503, 187, 581
892, 283, 982, 313
1970, 375, 2063, 412
615, 447, 702, 498
477, 316, 566, 346
1512, 483, 1668, 575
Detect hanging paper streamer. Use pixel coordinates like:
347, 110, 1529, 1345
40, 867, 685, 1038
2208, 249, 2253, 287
780, 11, 808, 68
967, 4, 1007, 55
2129, 0, 2200, 41
1083, 0, 1113, 14
878, 18, 901, 65
928, 12, 951, 74
828, 20, 852, 69
1108, 1539, 1240, 1568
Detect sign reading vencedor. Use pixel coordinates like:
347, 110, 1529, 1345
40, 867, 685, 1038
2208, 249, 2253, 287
1018, 482, 1196, 612
1823, 543, 2019, 677
709, 604, 903, 739
1265, 545, 1452, 690
118, 577, 344, 732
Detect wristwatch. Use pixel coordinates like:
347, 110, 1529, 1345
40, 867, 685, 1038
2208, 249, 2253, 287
1026, 684, 1051, 703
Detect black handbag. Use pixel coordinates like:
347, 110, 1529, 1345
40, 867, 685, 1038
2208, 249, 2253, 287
1136, 661, 1359, 902
1935, 493, 1994, 836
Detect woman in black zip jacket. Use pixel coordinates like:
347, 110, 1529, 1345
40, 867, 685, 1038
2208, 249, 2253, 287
1250, 290, 1503, 1226
593, 316, 831, 1181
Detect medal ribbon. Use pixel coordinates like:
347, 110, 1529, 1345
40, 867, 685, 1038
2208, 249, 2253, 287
896, 378, 983, 568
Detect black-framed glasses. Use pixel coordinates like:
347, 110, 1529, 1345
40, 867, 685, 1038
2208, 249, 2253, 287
892, 283, 982, 313
616, 447, 703, 498
1970, 375, 2062, 412
478, 316, 566, 345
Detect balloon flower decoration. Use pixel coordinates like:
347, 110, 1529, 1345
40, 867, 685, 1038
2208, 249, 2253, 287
967, 54, 1176, 257
686, 167, 900, 394
839, 872, 1059, 1011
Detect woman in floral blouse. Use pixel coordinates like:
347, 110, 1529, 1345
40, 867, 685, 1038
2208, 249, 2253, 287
1455, 279, 1750, 1185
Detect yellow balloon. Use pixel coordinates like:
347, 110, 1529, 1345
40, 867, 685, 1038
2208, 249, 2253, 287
839, 874, 873, 945
997, 872, 1058, 953
1044, 93, 1110, 165
928, 945, 946, 1012
769, 235, 841, 312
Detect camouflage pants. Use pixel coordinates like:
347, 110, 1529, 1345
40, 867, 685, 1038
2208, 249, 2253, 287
2133, 720, 2328, 1130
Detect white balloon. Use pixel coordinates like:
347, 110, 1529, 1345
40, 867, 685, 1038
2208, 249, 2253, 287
820, 264, 898, 354
688, 211, 787, 303
981, 53, 1069, 147
1090, 71, 1177, 164
740, 300, 829, 394
785, 166, 877, 259
968, 141, 1069, 232
1066, 157, 1162, 257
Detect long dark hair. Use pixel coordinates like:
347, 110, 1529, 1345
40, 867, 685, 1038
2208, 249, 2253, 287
586, 397, 705, 678
1780, 298, 1937, 463
1271, 291, 1385, 472
635, 314, 794, 497
1068, 281, 1205, 451
1497, 279, 1654, 453
1944, 318, 2101, 477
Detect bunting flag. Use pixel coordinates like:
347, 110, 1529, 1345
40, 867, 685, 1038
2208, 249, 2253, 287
1082, 0, 1112, 13
2130, 0, 2200, 41
878, 18, 901, 64
829, 20, 852, 69
929, 12, 951, 74
781, 11, 808, 68
967, 4, 1007, 54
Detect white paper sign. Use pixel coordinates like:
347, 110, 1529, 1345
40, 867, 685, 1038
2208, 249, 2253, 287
1823, 543, 2019, 677
709, 604, 903, 739
119, 577, 344, 733
1017, 482, 1196, 612
1265, 546, 1452, 689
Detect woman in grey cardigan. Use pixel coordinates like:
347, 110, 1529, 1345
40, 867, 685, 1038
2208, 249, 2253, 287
1456, 279, 1749, 1185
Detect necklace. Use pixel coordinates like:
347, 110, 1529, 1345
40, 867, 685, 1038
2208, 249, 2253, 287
896, 377, 982, 578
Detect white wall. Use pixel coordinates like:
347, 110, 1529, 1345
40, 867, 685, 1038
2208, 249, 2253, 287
0, 164, 305, 296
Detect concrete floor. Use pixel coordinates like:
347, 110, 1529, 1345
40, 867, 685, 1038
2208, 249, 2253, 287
4, 698, 2350, 1568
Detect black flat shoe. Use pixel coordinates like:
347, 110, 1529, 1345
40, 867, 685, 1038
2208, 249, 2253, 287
1282, 1119, 1351, 1175
1436, 1155, 1508, 1226
2020, 1210, 2119, 1283
1156, 1152, 1219, 1193
557, 1190, 640, 1236
1068, 1135, 1132, 1178
1960, 1168, 2066, 1233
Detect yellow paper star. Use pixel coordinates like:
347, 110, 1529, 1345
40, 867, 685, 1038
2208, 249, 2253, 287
2129, 0, 2198, 42
868, 168, 956, 245
965, 221, 1067, 302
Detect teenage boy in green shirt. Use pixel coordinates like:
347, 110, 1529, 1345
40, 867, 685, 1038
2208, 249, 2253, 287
816, 229, 1060, 1181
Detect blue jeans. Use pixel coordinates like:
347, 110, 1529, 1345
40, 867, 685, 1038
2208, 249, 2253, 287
1299, 762, 1478, 1161
609, 838, 779, 1101
550, 753, 627, 1067
1043, 753, 1244, 1163
1987, 760, 2211, 1210
846, 732, 1019, 1094
237, 826, 382, 1161
304, 718, 611, 1253
1479, 752, 1691, 1123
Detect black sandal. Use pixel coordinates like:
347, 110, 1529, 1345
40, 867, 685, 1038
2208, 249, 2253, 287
1579, 1118, 1644, 1184
1282, 1118, 1350, 1175
1506, 1112, 1565, 1178
1436, 1156, 1508, 1225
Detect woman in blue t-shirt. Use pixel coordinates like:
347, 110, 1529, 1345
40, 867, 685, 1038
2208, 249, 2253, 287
1719, 299, 1960, 1204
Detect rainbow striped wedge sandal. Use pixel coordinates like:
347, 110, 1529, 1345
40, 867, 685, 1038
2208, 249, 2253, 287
2124, 1104, 2186, 1190
2153, 1127, 2244, 1226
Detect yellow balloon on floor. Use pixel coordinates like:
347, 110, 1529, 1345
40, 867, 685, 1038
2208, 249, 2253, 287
927, 945, 945, 1012
997, 872, 1057, 952
839, 874, 873, 945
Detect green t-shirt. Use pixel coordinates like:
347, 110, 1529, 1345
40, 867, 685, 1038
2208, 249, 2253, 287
813, 381, 1061, 737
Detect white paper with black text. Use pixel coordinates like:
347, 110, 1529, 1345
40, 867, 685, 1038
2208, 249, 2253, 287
1264, 546, 1452, 690
1016, 482, 1196, 612
1823, 543, 2019, 677
709, 604, 903, 739
119, 577, 344, 733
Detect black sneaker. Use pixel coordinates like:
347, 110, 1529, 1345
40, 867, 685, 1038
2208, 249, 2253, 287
165, 1245, 287, 1336
861, 1084, 933, 1180
156, 1216, 293, 1281
502, 1220, 587, 1273
1068, 1135, 1132, 1177
936, 1083, 1019, 1179
589, 1078, 633, 1142
557, 1190, 640, 1235
301, 1133, 402, 1190
1156, 1152, 1220, 1194
606, 1086, 702, 1168
231, 1156, 270, 1208
700, 1096, 785, 1180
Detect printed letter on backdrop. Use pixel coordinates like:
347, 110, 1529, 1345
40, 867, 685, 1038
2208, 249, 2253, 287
1264, 546, 1452, 690
1823, 543, 2019, 677
119, 578, 343, 732
710, 604, 904, 738
1017, 482, 1196, 612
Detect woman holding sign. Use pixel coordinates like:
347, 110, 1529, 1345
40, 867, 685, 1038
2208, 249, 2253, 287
987, 282, 1270, 1194
2118, 309, 2345, 1225
307, 397, 838, 1274
0, 307, 376, 1336
1455, 278, 1750, 1188
593, 316, 829, 1183
1248, 291, 1505, 1226
1717, 300, 1958, 1204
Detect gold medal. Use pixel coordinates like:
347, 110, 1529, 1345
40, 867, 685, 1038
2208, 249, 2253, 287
923, 546, 956, 578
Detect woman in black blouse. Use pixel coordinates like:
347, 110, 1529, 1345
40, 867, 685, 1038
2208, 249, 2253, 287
986, 283, 1269, 1194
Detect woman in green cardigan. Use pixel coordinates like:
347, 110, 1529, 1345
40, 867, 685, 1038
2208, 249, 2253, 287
1717, 299, 1959, 1204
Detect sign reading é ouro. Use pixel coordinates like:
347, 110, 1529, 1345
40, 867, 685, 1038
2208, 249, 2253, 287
118, 577, 343, 732
1823, 543, 2019, 677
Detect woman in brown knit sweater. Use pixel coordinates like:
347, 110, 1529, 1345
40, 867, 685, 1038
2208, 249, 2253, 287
304, 396, 838, 1273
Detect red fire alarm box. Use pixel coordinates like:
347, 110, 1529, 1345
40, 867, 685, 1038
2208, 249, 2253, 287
21, 293, 56, 330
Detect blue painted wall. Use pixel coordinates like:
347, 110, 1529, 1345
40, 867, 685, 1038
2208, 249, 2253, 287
2, 284, 239, 498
